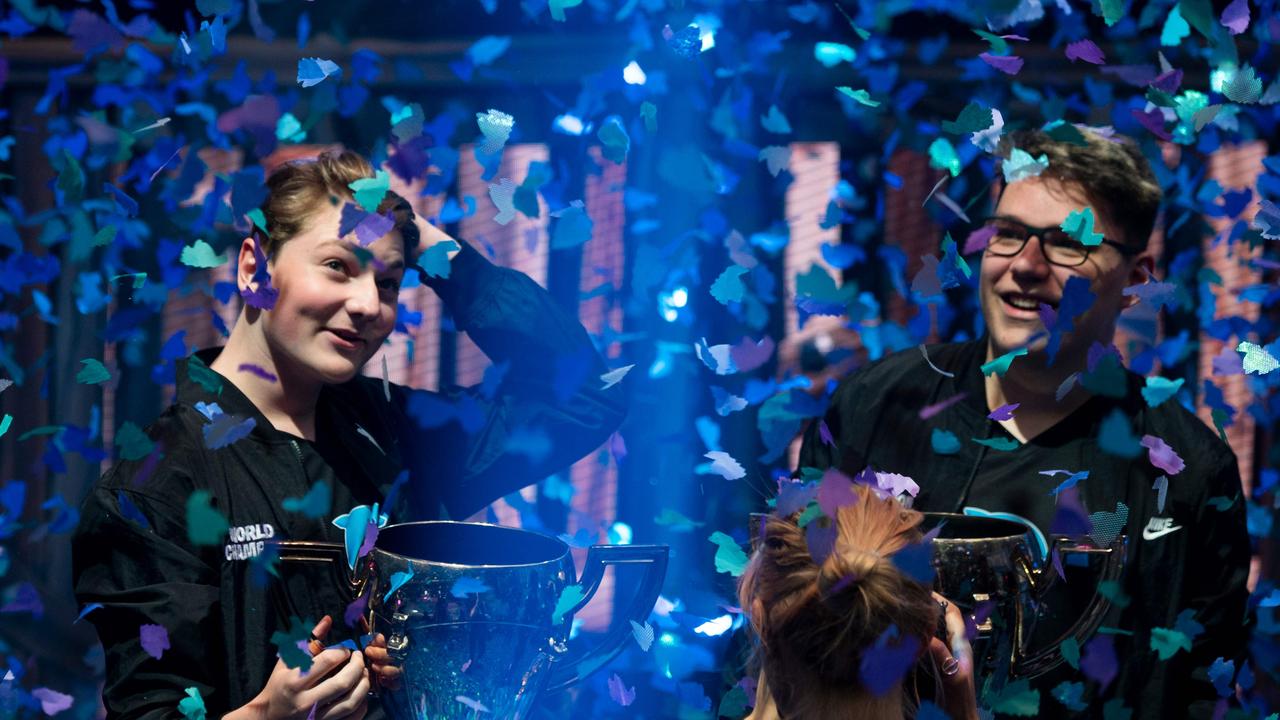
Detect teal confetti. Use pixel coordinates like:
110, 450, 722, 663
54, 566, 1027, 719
417, 239, 459, 279
56, 149, 84, 204
1099, 0, 1124, 25
477, 108, 515, 155
185, 490, 229, 546
989, 678, 1040, 716
709, 531, 749, 576
597, 117, 630, 164
281, 481, 332, 519
940, 101, 994, 136
973, 436, 1021, 451
1149, 626, 1191, 660
981, 347, 1027, 376
1002, 148, 1050, 183
1060, 207, 1105, 246
640, 101, 657, 132
177, 688, 207, 720
549, 0, 583, 21
246, 209, 270, 238
1061, 636, 1081, 669
928, 138, 961, 177
383, 566, 415, 603
179, 239, 228, 269
1161, 6, 1191, 46
760, 105, 792, 134
1141, 377, 1185, 407
758, 145, 790, 177
552, 583, 586, 623
1222, 64, 1263, 104
76, 358, 111, 385
275, 112, 305, 142
931, 428, 961, 454
348, 170, 390, 214
710, 265, 749, 305
814, 42, 856, 68
1098, 409, 1143, 458
0, 415, 11, 439
836, 86, 881, 107
115, 421, 155, 461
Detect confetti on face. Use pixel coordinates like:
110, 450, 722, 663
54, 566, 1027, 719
1002, 148, 1050, 183
1059, 207, 1105, 246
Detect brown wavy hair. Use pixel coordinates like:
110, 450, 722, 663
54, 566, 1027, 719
256, 150, 420, 262
738, 483, 940, 719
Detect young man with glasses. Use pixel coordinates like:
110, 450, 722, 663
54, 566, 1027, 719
796, 127, 1251, 718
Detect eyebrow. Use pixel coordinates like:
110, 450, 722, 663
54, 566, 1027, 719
315, 239, 405, 271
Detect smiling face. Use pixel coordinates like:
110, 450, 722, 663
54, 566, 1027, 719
257, 199, 406, 387
979, 176, 1151, 368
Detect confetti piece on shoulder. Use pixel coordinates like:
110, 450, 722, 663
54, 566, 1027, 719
608, 673, 636, 706
552, 583, 586, 624
180, 239, 228, 268
709, 531, 749, 576
600, 364, 634, 389
202, 413, 256, 449
297, 57, 341, 88
140, 623, 170, 659
919, 344, 956, 377
115, 421, 154, 460
76, 358, 111, 384
1098, 409, 1143, 458
237, 363, 277, 382
1065, 39, 1106, 65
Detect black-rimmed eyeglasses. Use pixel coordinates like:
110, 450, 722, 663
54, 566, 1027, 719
979, 216, 1143, 268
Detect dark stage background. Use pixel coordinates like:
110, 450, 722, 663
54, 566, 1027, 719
1, 0, 1279, 717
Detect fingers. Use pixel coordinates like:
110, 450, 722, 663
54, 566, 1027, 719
302, 649, 365, 708
317, 657, 371, 720
365, 635, 404, 691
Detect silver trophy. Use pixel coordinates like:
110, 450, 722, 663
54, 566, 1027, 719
749, 511, 1125, 691
273, 521, 667, 720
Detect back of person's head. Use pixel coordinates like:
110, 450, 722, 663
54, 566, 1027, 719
257, 150, 420, 262
739, 482, 939, 719
997, 126, 1161, 251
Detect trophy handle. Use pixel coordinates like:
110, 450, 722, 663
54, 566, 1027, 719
543, 544, 669, 692
1012, 534, 1127, 679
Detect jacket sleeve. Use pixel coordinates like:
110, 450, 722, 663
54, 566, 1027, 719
1177, 447, 1253, 719
72, 474, 228, 720
402, 241, 627, 519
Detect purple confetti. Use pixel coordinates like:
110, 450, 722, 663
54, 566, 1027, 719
805, 519, 837, 565
963, 224, 996, 254
68, 10, 124, 54
238, 363, 277, 382
344, 591, 370, 629
1221, 0, 1250, 34
818, 467, 859, 518
819, 419, 834, 447
1131, 108, 1172, 141
608, 673, 637, 706
980, 52, 1024, 75
988, 403, 1020, 421
31, 688, 73, 716
1212, 345, 1244, 376
1150, 69, 1183, 94
919, 392, 968, 420
1140, 435, 1185, 475
0, 582, 43, 617
203, 413, 257, 449
240, 235, 279, 310
358, 520, 380, 558
609, 432, 627, 464
1080, 634, 1118, 690
140, 623, 170, 660
354, 211, 396, 247
1064, 39, 1106, 65
729, 336, 775, 374
858, 626, 921, 696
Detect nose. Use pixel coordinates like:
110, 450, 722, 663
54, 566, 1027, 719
1008, 234, 1052, 277
345, 272, 382, 321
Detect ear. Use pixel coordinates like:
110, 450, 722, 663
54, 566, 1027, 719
236, 237, 262, 294
1121, 253, 1155, 309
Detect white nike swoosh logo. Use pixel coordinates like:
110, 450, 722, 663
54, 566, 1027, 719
1142, 524, 1183, 540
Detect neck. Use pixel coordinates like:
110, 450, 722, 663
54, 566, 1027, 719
984, 340, 1092, 417
209, 320, 321, 440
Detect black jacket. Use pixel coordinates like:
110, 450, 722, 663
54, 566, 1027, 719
71, 242, 626, 719
797, 336, 1251, 719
